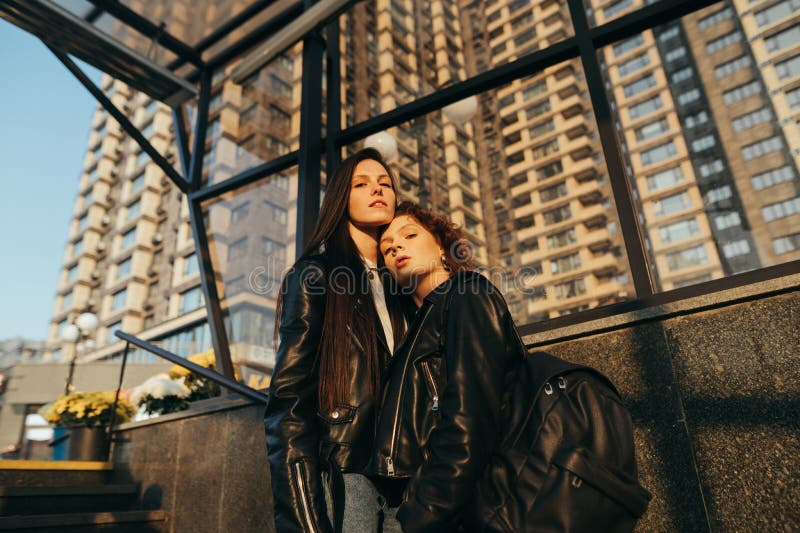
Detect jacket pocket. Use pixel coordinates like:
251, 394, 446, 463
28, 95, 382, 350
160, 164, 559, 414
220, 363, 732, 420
420, 360, 440, 412
526, 445, 649, 532
316, 404, 357, 425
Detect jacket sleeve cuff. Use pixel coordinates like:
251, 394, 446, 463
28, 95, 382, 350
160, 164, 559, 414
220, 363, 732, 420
397, 498, 454, 533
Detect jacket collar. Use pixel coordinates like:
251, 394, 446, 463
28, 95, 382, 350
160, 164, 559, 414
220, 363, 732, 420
421, 270, 483, 307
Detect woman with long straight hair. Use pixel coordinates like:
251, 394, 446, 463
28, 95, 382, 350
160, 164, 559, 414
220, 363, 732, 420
265, 148, 407, 532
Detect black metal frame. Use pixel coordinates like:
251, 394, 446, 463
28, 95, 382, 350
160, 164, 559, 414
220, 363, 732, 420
51, 0, 800, 382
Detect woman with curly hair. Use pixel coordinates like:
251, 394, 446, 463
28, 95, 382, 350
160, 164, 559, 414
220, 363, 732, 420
373, 201, 527, 531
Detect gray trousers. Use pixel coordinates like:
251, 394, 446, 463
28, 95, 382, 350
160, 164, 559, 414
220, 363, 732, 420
324, 473, 402, 533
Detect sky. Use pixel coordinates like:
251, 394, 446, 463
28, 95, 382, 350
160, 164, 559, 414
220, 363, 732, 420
0, 21, 103, 341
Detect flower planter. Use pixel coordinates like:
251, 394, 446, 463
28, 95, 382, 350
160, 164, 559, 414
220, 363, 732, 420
67, 427, 110, 461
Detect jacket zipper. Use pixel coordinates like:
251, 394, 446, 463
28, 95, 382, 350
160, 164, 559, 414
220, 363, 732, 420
293, 462, 316, 532
421, 361, 439, 411
385, 304, 434, 477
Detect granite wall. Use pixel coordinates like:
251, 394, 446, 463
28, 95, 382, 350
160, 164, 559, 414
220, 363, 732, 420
109, 287, 799, 532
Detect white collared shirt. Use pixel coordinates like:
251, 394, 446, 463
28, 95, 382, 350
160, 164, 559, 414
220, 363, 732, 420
362, 256, 395, 354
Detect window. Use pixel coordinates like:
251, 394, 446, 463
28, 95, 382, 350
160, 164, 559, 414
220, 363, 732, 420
266, 202, 288, 225
775, 55, 800, 80
230, 202, 250, 224
722, 239, 751, 258
228, 237, 248, 261
773, 232, 800, 254
62, 291, 73, 311
658, 26, 680, 43
677, 88, 701, 106
270, 75, 292, 99
604, 0, 633, 19
751, 166, 795, 190
136, 150, 149, 169
706, 31, 742, 54
715, 212, 742, 230
723, 80, 761, 105
698, 7, 733, 29
131, 173, 145, 193
613, 35, 644, 57
117, 258, 132, 279
664, 47, 687, 63
787, 87, 800, 109
72, 239, 83, 258
107, 321, 122, 341
112, 289, 127, 311
121, 228, 136, 249
183, 253, 199, 277
704, 185, 732, 204
659, 218, 700, 243
529, 119, 555, 139
618, 53, 650, 77
647, 166, 684, 192
550, 252, 581, 274
762, 196, 800, 221
526, 99, 551, 119
715, 55, 752, 79
77, 215, 88, 232
628, 96, 662, 120
531, 139, 559, 160
765, 25, 800, 53
699, 159, 724, 178
732, 108, 771, 132
537, 160, 563, 180
666, 245, 708, 270
741, 136, 782, 161
543, 204, 572, 225
127, 200, 140, 220
547, 227, 577, 249
623, 74, 657, 98
655, 192, 692, 217
262, 238, 287, 263
640, 141, 677, 166
685, 111, 709, 129
691, 135, 716, 153
671, 66, 694, 84
539, 182, 568, 202
522, 80, 548, 101
180, 286, 204, 314
755, 0, 800, 27
553, 278, 586, 299
519, 237, 540, 254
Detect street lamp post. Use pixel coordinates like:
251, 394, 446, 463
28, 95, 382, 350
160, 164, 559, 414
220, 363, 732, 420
60, 312, 99, 395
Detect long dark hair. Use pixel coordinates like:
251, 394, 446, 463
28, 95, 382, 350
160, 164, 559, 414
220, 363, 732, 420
274, 148, 405, 413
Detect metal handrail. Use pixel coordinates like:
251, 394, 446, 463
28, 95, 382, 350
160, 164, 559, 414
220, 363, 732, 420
114, 331, 269, 404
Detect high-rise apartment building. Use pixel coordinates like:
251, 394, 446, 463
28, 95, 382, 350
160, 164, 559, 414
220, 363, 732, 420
47, 0, 799, 375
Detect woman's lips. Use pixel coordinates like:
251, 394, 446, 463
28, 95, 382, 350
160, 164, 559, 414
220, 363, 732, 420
370, 200, 388, 208
395, 256, 410, 269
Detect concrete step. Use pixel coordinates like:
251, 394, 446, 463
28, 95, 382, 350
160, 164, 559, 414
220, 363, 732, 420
0, 484, 139, 516
0, 510, 167, 532
0, 461, 112, 487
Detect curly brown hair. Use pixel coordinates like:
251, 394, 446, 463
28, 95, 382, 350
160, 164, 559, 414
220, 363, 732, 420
392, 201, 477, 272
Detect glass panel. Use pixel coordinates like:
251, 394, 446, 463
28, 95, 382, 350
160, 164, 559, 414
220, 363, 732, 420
347, 59, 635, 325
203, 169, 298, 389
586, 0, 673, 27
201, 44, 303, 185
120, 0, 260, 48
599, 6, 800, 292
340, 0, 574, 128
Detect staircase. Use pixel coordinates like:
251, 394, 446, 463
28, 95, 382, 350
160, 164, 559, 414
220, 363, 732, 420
0, 461, 167, 532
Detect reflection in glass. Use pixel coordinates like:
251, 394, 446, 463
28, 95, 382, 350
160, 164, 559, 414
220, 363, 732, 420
203, 170, 297, 389
597, 2, 800, 291
348, 56, 635, 324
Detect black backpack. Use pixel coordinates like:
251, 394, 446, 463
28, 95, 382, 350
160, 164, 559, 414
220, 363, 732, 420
467, 351, 652, 532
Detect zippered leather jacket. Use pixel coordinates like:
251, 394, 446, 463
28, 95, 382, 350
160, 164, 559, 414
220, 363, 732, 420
264, 253, 393, 533
373, 270, 526, 532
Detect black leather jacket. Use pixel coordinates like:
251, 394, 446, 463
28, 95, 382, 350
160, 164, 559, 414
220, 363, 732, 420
373, 270, 525, 532
264, 253, 393, 533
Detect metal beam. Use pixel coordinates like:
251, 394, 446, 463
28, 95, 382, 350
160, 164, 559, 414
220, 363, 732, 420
296, 26, 325, 254
187, 198, 237, 382
188, 70, 212, 191
567, 0, 653, 297
171, 106, 192, 181
189, 152, 298, 203
48, 45, 189, 194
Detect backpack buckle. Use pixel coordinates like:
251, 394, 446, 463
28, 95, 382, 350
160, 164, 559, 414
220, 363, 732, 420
571, 475, 582, 488
544, 382, 554, 395
558, 376, 566, 390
